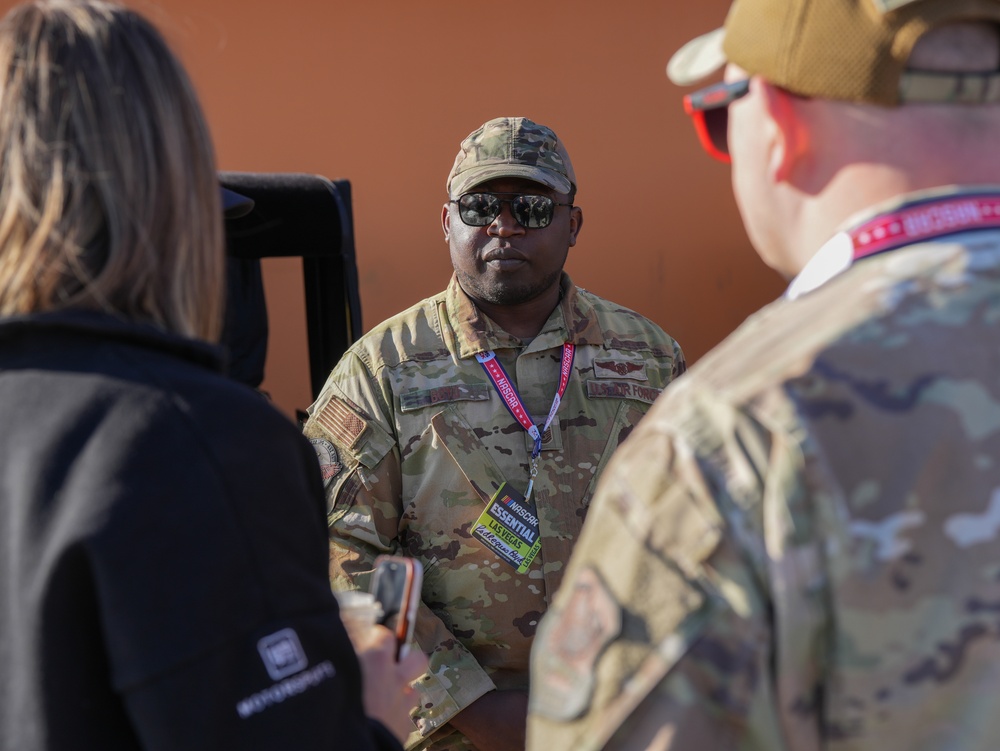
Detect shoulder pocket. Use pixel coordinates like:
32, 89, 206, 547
305, 395, 398, 519
306, 392, 395, 471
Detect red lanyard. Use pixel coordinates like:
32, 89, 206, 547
850, 194, 1000, 261
476, 343, 576, 460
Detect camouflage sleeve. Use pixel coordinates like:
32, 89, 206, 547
303, 352, 496, 748
526, 393, 812, 751
671, 338, 687, 379
301, 349, 397, 566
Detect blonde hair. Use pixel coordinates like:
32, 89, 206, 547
0, 0, 224, 341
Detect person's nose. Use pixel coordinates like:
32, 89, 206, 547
487, 201, 525, 238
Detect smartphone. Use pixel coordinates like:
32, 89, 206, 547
370, 555, 423, 660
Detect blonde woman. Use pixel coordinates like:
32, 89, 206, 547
0, 2, 423, 749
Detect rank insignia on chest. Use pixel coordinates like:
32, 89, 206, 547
594, 359, 648, 381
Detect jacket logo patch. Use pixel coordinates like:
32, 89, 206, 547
595, 359, 647, 381
529, 566, 621, 721
400, 383, 491, 412
315, 399, 367, 449
311, 438, 343, 487
257, 628, 308, 681
586, 379, 661, 405
239, 631, 335, 720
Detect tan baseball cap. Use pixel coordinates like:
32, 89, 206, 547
446, 117, 576, 198
667, 0, 1000, 105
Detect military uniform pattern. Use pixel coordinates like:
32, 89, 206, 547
447, 117, 575, 197
527, 189, 1000, 750
304, 273, 684, 751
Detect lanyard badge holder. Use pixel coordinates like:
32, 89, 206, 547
471, 344, 575, 573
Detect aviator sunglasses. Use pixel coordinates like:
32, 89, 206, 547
683, 78, 750, 163
450, 192, 573, 229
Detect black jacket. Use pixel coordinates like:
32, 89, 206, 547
0, 312, 397, 750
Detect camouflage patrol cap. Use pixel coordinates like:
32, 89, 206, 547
446, 117, 577, 198
667, 0, 1000, 106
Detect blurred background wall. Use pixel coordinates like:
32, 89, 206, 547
5, 0, 787, 419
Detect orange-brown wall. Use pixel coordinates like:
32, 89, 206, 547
4, 0, 786, 419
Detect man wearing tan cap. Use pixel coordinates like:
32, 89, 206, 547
527, 1, 1000, 749
303, 116, 684, 751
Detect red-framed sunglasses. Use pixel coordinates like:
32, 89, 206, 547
682, 78, 750, 163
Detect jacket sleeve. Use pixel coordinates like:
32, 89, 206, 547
304, 351, 496, 748
88, 382, 401, 751
670, 337, 687, 379
525, 388, 809, 751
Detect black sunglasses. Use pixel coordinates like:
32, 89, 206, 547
450, 192, 573, 229
682, 78, 750, 163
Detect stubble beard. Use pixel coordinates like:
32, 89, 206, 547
457, 266, 563, 307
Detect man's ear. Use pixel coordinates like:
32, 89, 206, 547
441, 203, 452, 242
759, 80, 810, 184
567, 206, 583, 248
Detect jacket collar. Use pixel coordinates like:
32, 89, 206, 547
786, 185, 1000, 300
0, 310, 225, 371
444, 272, 605, 359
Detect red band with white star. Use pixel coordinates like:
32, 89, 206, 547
851, 195, 1000, 260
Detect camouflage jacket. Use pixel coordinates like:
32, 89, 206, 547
528, 187, 1000, 751
304, 272, 684, 750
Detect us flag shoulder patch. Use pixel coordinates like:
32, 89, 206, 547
315, 399, 368, 449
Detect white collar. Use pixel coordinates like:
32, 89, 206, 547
784, 186, 1000, 301
784, 230, 854, 301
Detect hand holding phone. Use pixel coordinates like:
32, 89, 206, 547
370, 555, 423, 660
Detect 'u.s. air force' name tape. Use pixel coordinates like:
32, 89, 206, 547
585, 379, 662, 405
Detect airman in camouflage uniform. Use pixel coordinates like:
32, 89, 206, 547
304, 117, 684, 751
527, 2, 1000, 750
